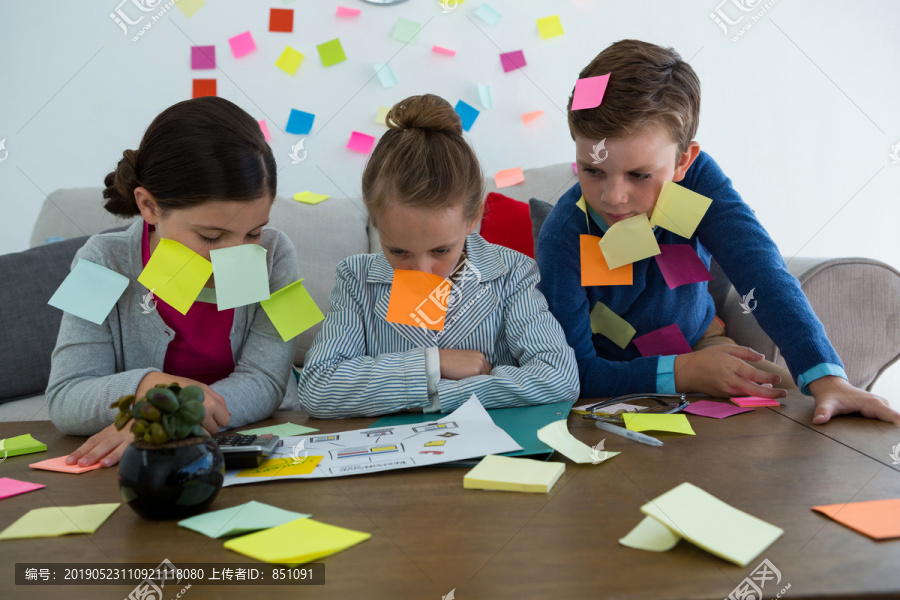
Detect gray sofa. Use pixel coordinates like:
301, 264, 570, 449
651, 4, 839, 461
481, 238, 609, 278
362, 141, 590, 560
2, 163, 899, 422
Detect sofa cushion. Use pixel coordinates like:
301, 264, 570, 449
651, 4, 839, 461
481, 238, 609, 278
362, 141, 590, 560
29, 188, 136, 248
480, 192, 535, 258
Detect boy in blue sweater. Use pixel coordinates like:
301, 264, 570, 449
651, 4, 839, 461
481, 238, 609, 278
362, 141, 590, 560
537, 39, 898, 425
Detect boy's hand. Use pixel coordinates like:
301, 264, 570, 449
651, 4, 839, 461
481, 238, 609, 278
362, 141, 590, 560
439, 349, 492, 380
809, 376, 900, 425
674, 345, 787, 399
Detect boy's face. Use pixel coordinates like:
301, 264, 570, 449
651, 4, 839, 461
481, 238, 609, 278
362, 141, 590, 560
574, 127, 700, 228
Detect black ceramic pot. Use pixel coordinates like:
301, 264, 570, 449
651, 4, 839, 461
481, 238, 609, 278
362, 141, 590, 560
118, 437, 225, 520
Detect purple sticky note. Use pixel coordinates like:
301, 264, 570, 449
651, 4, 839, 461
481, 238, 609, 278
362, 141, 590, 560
633, 323, 692, 357
0, 477, 45, 500
572, 73, 610, 110
347, 131, 376, 154
683, 400, 753, 419
654, 244, 713, 289
228, 31, 256, 59
191, 45, 215, 70
500, 50, 526, 73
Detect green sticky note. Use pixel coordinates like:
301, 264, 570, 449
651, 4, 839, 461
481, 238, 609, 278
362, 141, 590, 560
275, 46, 304, 75
650, 181, 713, 239
392, 17, 421, 44
0, 503, 119, 540
48, 259, 129, 325
536, 15, 564, 39
179, 501, 310, 538
598, 215, 661, 270
316, 38, 347, 67
260, 279, 325, 342
224, 518, 370, 565
623, 413, 695, 436
239, 423, 318, 437
0, 434, 47, 458
589, 301, 636, 349
138, 238, 212, 315
209, 244, 270, 311
293, 191, 330, 205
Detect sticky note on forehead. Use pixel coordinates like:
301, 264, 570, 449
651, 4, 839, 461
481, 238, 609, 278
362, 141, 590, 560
650, 181, 713, 239
579, 235, 632, 287
137, 238, 212, 315
210, 244, 271, 311
572, 73, 610, 110
261, 279, 325, 342
386, 270, 450, 332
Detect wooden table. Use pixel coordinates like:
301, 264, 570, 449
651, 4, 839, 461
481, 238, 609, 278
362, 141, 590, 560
2, 391, 899, 600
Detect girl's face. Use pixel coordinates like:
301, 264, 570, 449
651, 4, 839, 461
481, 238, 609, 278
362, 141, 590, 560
377, 201, 480, 280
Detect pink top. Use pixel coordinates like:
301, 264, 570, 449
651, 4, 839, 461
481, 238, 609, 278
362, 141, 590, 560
142, 222, 235, 385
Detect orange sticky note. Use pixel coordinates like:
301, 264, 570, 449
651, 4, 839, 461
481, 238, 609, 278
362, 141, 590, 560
192, 79, 216, 98
385, 270, 449, 331
521, 110, 544, 124
30, 456, 102, 474
580, 235, 632, 287
812, 499, 900, 540
494, 167, 525, 188
731, 397, 781, 408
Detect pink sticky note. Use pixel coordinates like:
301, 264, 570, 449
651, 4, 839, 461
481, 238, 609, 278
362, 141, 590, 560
633, 323, 692, 357
494, 167, 525, 188
731, 397, 782, 408
0, 477, 46, 500
258, 120, 271, 142
572, 162, 578, 174
347, 131, 376, 154
30, 456, 102, 474
521, 110, 544, 124
191, 45, 215, 70
228, 31, 256, 59
654, 245, 713, 289
572, 73, 610, 110
336, 6, 360, 17
500, 50, 526, 73
683, 400, 753, 419
432, 45, 456, 56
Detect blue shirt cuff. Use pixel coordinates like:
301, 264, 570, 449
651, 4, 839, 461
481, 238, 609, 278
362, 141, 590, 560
797, 363, 847, 396
656, 355, 677, 394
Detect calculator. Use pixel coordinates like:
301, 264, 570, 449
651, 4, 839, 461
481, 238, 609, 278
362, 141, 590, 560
213, 433, 281, 469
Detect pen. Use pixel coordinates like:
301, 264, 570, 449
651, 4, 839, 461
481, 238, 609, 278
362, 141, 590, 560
595, 421, 664, 446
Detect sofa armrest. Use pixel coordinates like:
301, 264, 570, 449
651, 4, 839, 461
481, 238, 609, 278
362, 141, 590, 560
719, 257, 900, 391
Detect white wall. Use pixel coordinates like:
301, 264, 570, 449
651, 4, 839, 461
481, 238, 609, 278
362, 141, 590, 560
1, 0, 898, 400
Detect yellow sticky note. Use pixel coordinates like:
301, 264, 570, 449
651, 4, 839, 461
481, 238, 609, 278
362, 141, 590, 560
623, 413, 695, 436
590, 301, 636, 349
464, 455, 565, 494
650, 181, 713, 239
598, 214, 661, 270
224, 518, 371, 565
293, 191, 330, 205
575, 196, 587, 214
424, 440, 445, 447
0, 434, 47, 457
580, 235, 633, 287
275, 46, 304, 75
536, 420, 619, 464
236, 456, 322, 478
260, 279, 325, 342
536, 15, 564, 39
619, 515, 682, 552
174, 0, 205, 18
375, 106, 391, 125
0, 503, 119, 540
137, 238, 212, 315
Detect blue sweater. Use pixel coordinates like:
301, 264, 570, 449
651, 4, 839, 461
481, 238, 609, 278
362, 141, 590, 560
536, 151, 844, 398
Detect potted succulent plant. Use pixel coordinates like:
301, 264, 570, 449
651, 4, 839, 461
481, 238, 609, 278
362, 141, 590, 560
113, 382, 225, 520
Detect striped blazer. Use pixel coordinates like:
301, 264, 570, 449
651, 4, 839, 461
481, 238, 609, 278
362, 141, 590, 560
297, 233, 580, 418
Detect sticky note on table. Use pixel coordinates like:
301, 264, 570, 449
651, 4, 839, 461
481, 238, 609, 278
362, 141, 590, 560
0, 478, 45, 500
522, 110, 544, 124
812, 499, 900, 540
179, 501, 310, 538
598, 214, 660, 270
654, 244, 712, 289
632, 323, 692, 357
536, 420, 619, 464
464, 455, 565, 493
30, 456, 102, 474
477, 83, 492, 109
336, 6, 360, 17
580, 235, 633, 287
589, 301, 635, 349
224, 518, 370, 565
138, 238, 212, 315
48, 259, 128, 325
536, 15, 564, 39
386, 270, 448, 331
0, 434, 47, 458
293, 191, 330, 205
623, 413, 695, 436
175, 0, 204, 18
432, 45, 456, 56
473, 3, 502, 26
0, 503, 119, 540
317, 38, 347, 67
683, 400, 753, 419
454, 100, 479, 131
731, 397, 781, 408
192, 79, 216, 98
500, 50, 526, 72
374, 63, 398, 88
191, 45, 215, 70
228, 31, 256, 59
269, 8, 294, 32
650, 181, 713, 239
494, 167, 524, 188
209, 244, 270, 311
260, 279, 325, 342
258, 119, 271, 142
276, 46, 304, 75
239, 423, 319, 437
286, 109, 315, 135
619, 515, 682, 552
572, 73, 610, 110
375, 106, 391, 125
347, 131, 376, 154
392, 17, 421, 44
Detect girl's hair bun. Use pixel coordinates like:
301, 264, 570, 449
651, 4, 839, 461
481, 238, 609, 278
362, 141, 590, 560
102, 149, 141, 217
385, 94, 462, 135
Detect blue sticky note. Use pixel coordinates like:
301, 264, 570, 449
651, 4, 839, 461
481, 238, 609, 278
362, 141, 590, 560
374, 63, 398, 88
209, 244, 271, 311
477, 83, 492, 110
454, 100, 480, 131
286, 109, 315, 135
474, 3, 502, 26
48, 259, 129, 325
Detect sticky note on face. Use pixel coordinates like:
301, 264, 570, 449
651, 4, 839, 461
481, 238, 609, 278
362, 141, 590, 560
589, 301, 636, 349
0, 503, 120, 540
192, 79, 216, 98
293, 191, 329, 205
30, 456, 102, 474
632, 323, 692, 357
191, 45, 215, 70
812, 499, 900, 540
477, 83, 492, 109
386, 270, 449, 331
374, 63, 398, 88
654, 244, 713, 289
228, 31, 256, 59
209, 244, 270, 311
597, 214, 660, 270
473, 3, 502, 26
260, 279, 325, 342
650, 181, 713, 239
521, 110, 544, 124
623, 413, 695, 436
494, 167, 524, 188
276, 46, 304, 75
536, 15, 564, 39
572, 73, 610, 110
392, 17, 421, 44
580, 235, 633, 287
317, 38, 347, 67
0, 478, 45, 500
454, 100, 479, 131
286, 109, 315, 135
48, 259, 129, 325
258, 119, 271, 142
347, 131, 376, 154
500, 50, 526, 72
137, 238, 212, 315
269, 8, 294, 32
223, 518, 370, 565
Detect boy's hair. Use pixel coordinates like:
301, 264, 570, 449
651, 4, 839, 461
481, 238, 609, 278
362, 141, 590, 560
567, 39, 701, 155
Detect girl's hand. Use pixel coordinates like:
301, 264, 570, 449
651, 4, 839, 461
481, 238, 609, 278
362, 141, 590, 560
809, 376, 900, 425
66, 423, 133, 468
438, 349, 492, 380
674, 345, 787, 399
136, 372, 231, 435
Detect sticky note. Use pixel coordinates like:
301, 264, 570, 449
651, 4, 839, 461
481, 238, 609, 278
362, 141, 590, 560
374, 63, 398, 88
138, 238, 212, 315
536, 15, 564, 39
286, 109, 315, 135
454, 100, 480, 131
0, 478, 45, 500
0, 503, 119, 540
293, 191, 330, 205
48, 259, 128, 325
620, 515, 681, 552
731, 397, 781, 408
500, 50, 526, 73
477, 83, 492, 109
260, 279, 325, 342
432, 45, 456, 56
375, 106, 391, 125
209, 244, 270, 311
179, 501, 310, 538
589, 301, 636, 349
392, 18, 421, 44
258, 119, 271, 142
276, 46, 304, 75
812, 499, 900, 540
494, 167, 524, 188
317, 38, 347, 67
269, 8, 294, 32
473, 3, 502, 26
30, 456, 102, 474
175, 0, 204, 18
536, 420, 619, 464
0, 434, 47, 457
192, 79, 216, 98
191, 45, 215, 70
572, 162, 578, 174
224, 518, 370, 565
228, 31, 256, 59
336, 6, 361, 17
598, 214, 660, 270
639, 482, 783, 567
237, 456, 322, 478
623, 413, 695, 436
386, 270, 449, 331
572, 73, 610, 110
683, 400, 753, 419
580, 235, 633, 287
576, 196, 587, 214
650, 181, 713, 239
632, 324, 692, 357
239, 423, 319, 437
347, 131, 376, 154
464, 455, 565, 494
654, 244, 713, 289
522, 110, 544, 124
